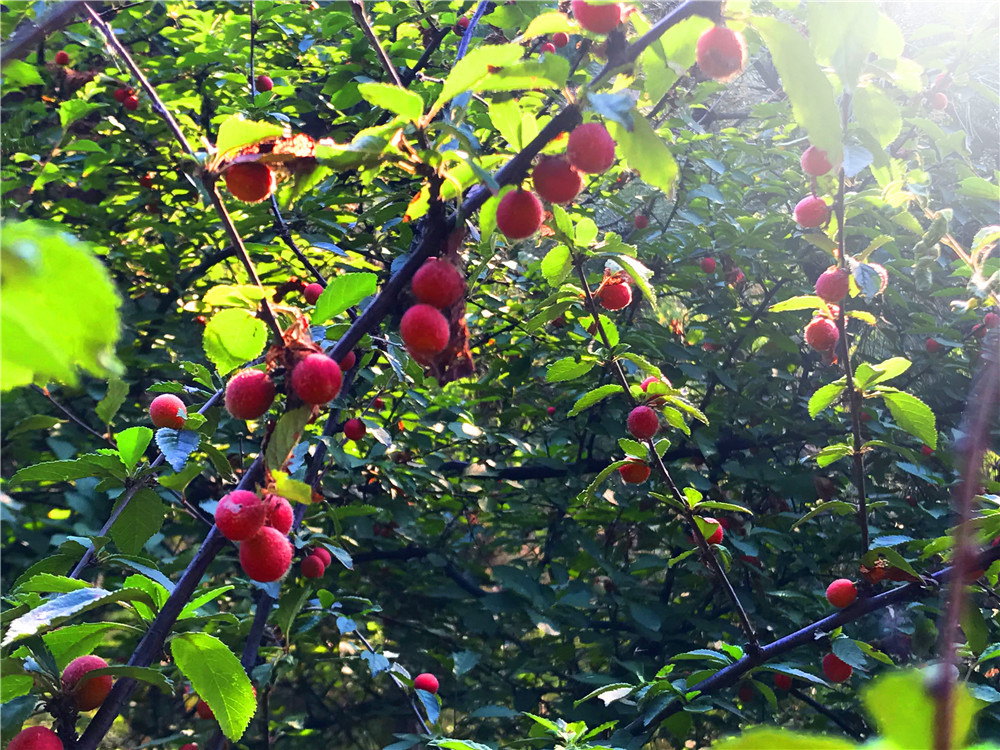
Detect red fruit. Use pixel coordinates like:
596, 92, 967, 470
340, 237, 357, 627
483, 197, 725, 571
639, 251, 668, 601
933, 72, 950, 90
224, 162, 275, 203
374, 397, 385, 410
738, 684, 754, 703
149, 393, 187, 430
627, 405, 659, 440
800, 145, 832, 176
532, 156, 583, 205
926, 338, 942, 353
225, 369, 277, 420
400, 304, 451, 358
8, 726, 62, 750
303, 282, 324, 305
123, 95, 140, 111
181, 745, 199, 750
973, 323, 987, 339
312, 547, 332, 566
634, 215, 649, 229
264, 495, 293, 535
291, 353, 343, 405
547, 406, 556, 416
138, 172, 155, 188
700, 257, 717, 274
696, 26, 747, 81
702, 517, 724, 545
598, 282, 632, 311
340, 350, 357, 371
541, 42, 556, 54
302, 554, 325, 578
255, 74, 273, 92
571, 0, 622, 34
215, 490, 266, 542
344, 418, 366, 441
619, 461, 651, 484
454, 15, 470, 34
640, 376, 670, 396
239, 526, 293, 582
54, 50, 70, 66
195, 698, 214, 719
860, 411, 873, 422
196, 315, 207, 326
805, 317, 839, 352
815, 267, 850, 303
567, 122, 616, 174
984, 312, 999, 328
825, 579, 857, 608
921, 445, 934, 456
930, 92, 948, 110
414, 673, 439, 693
496, 188, 544, 239
794, 195, 831, 228
412, 257, 465, 308
552, 32, 569, 48
774, 673, 793, 691
62, 655, 113, 711
822, 653, 852, 683
113, 87, 129, 102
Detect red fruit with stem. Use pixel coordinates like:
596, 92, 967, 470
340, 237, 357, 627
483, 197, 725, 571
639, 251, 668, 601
822, 653, 852, 683
922, 444, 934, 456
264, 495, 293, 534
54, 50, 70, 66
926, 338, 942, 353
598, 282, 632, 311
973, 323, 986, 339
794, 195, 831, 227
374, 397, 385, 410
825, 579, 857, 608
8, 727, 62, 750
215, 490, 266, 542
255, 74, 273, 92
541, 42, 556, 54
414, 673, 439, 693
696, 26, 747, 81
627, 405, 659, 440
984, 312, 999, 328
224, 162, 275, 203
340, 350, 357, 371
292, 353, 343, 405
149, 394, 187, 429
400, 304, 451, 357
344, 418, 366, 441
931, 92, 948, 110
552, 32, 569, 48
640, 376, 671, 397
619, 461, 651, 484
800, 145, 833, 176
62, 655, 113, 711
239, 526, 293, 582
312, 546, 332, 566
124, 95, 140, 110
702, 517, 724, 545
634, 215, 649, 229
225, 368, 276, 420
774, 673, 792, 691
532, 155, 583, 205
567, 122, 616, 174
302, 554, 325, 578
496, 188, 544, 239
815, 267, 850, 303
571, 0, 622, 34
412, 257, 465, 308
805, 317, 839, 352
701, 257, 717, 273
303, 282, 323, 305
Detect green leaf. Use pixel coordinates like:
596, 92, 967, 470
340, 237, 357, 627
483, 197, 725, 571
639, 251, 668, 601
957, 177, 1000, 201
14, 574, 91, 595
78, 664, 173, 694
769, 294, 826, 313
154, 428, 200, 472
271, 471, 312, 505
171, 633, 255, 741
881, 391, 937, 448
573, 683, 634, 708
59, 100, 104, 130
474, 56, 569, 98
3, 59, 44, 88
831, 637, 867, 669
488, 99, 523, 150
793, 500, 858, 528
434, 43, 527, 110
854, 357, 911, 390
816, 442, 852, 468
854, 85, 902, 148
110, 489, 164, 556
807, 2, 882, 92
575, 217, 598, 248
10, 454, 123, 487
609, 114, 678, 196
962, 603, 988, 655
312, 273, 378, 324
862, 547, 921, 580
203, 308, 268, 375
358, 83, 423, 122
578, 460, 628, 502
115, 426, 153, 473
695, 502, 753, 515
6, 415, 62, 438
714, 729, 854, 750
265, 407, 311, 472
41, 623, 140, 670
546, 357, 596, 383
215, 115, 284, 160
541, 245, 572, 286
202, 284, 267, 309
809, 381, 847, 418
2, 587, 155, 646
618, 438, 648, 460
567, 384, 623, 417
178, 586, 235, 620
522, 11, 575, 39
607, 253, 656, 307
96, 377, 128, 425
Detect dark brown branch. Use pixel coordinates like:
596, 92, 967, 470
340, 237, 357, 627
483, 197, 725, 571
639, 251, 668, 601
349, 1, 404, 88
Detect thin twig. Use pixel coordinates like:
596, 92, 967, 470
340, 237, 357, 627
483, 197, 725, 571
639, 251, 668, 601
349, 1, 403, 87
31, 384, 112, 445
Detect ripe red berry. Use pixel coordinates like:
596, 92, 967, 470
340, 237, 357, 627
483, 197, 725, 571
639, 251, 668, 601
571, 0, 622, 34
930, 92, 948, 110
114, 87, 130, 102
54, 50, 70, 66
552, 32, 569, 48
215, 490, 266, 542
738, 684, 754, 703
825, 578, 857, 608
541, 42, 556, 54
496, 188, 544, 239
547, 405, 556, 416
196, 315, 208, 326
984, 312, 999, 328
400, 303, 451, 358
454, 16, 470, 34
149, 393, 187, 430
922, 444, 934, 456
700, 257, 717, 274
567, 122, 616, 174
181, 744, 199, 750
344, 418, 366, 441
240, 526, 293, 582
800, 145, 833, 176
8, 726, 62, 750
123, 95, 140, 111
598, 282, 632, 311
926, 338, 942, 354
702, 517, 724, 545
138, 172, 155, 188
532, 155, 584, 205
62, 655, 113, 711
303, 282, 324, 305
195, 697, 214, 719
619, 461, 650, 484
225, 369, 276, 420
774, 673, 792, 691
805, 317, 839, 352
627, 405, 659, 440
255, 74, 273, 92
291, 353, 343, 405
822, 653, 852, 683
973, 323, 987, 339
312, 546, 332, 566
794, 195, 831, 228
374, 397, 385, 410
339, 350, 357, 371
640, 376, 670, 394
224, 162, 275, 203
302, 554, 325, 578
696, 26, 747, 81
815, 267, 850, 303
412, 257, 465, 308
264, 494, 293, 535
414, 673, 439, 693
634, 215, 649, 229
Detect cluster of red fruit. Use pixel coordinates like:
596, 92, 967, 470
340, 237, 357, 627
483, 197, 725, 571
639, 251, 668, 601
113, 85, 140, 111
794, 145, 834, 228
617, 376, 669, 484
224, 347, 343, 422
803, 265, 851, 353
398, 256, 465, 362
301, 545, 332, 579
215, 489, 295, 582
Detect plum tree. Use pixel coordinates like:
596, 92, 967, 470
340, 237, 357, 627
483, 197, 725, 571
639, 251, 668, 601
532, 156, 584, 205
291, 353, 343, 405
570, 0, 621, 34
239, 526, 293, 582
496, 188, 544, 239
626, 405, 659, 439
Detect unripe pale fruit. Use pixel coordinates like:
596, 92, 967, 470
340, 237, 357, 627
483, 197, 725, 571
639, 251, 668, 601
412, 258, 465, 308
800, 145, 832, 176
552, 32, 569, 48
239, 526, 293, 582
124, 95, 140, 111
696, 26, 747, 82
571, 0, 621, 34
344, 418, 366, 441
794, 195, 830, 228
216, 490, 266, 541
814, 267, 850, 303
255, 74, 273, 92
541, 42, 556, 54
825, 578, 857, 608
926, 338, 942, 354
62, 655, 113, 711
225, 369, 276, 420
532, 156, 583, 205
634, 215, 649, 229
400, 304, 451, 357
931, 92, 948, 110
302, 554, 325, 578
627, 405, 659, 440
985, 312, 999, 328
312, 547, 332, 566
805, 317, 839, 352
703, 517, 724, 545
8, 726, 62, 750
264, 494, 294, 535
598, 282, 632, 311
339, 350, 357, 371
149, 394, 187, 429
291, 353, 342, 404
701, 257, 716, 273
822, 653, 852, 683
619, 461, 650, 484
414, 673, 439, 693
55, 50, 70, 66
496, 188, 544, 239
774, 673, 792, 691
567, 122, 616, 174
303, 283, 323, 305
224, 163, 275, 203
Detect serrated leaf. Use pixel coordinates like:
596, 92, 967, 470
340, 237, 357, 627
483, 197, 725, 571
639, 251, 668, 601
14, 574, 91, 594
110, 489, 164, 556
358, 82, 423, 122
816, 443, 852, 467
312, 273, 378, 324
857, 357, 911, 389
155, 428, 200, 472
609, 113, 677, 195
854, 85, 901, 148
809, 381, 847, 418
618, 438, 647, 459
770, 295, 826, 313
792, 500, 857, 528
609, 253, 656, 307
881, 391, 936, 448
567, 384, 623, 417
96, 376, 128, 425
216, 115, 284, 160
578, 460, 628, 502
434, 43, 527, 109
695, 502, 753, 515
522, 11, 574, 39
574, 683, 634, 708
115, 426, 153, 473
171, 632, 255, 741
10, 454, 122, 486
203, 308, 268, 376
417, 688, 441, 725
862, 671, 977, 750
2, 587, 155, 646
265, 407, 311, 472
179, 586, 235, 620
546, 357, 596, 383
